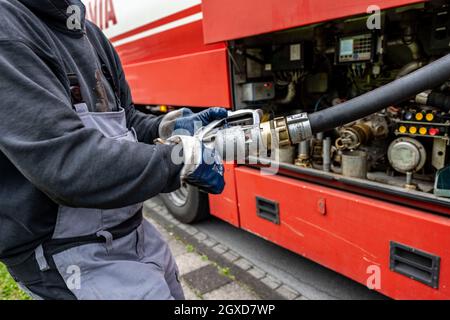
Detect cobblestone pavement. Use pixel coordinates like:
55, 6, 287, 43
144, 198, 305, 300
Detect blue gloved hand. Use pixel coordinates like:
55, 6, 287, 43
159, 107, 228, 139
167, 135, 225, 194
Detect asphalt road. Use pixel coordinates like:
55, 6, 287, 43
192, 215, 387, 300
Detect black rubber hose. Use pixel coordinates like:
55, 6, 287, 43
308, 53, 450, 134
427, 92, 450, 113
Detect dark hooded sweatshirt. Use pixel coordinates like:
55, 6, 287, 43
0, 0, 182, 262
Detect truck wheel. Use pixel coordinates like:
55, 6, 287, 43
160, 184, 210, 224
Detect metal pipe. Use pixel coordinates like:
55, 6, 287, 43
299, 140, 310, 158
395, 60, 426, 79
323, 137, 331, 173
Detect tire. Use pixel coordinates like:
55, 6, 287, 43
160, 184, 210, 224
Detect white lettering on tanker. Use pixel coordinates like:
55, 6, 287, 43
85, 0, 118, 30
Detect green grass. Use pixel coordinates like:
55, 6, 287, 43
218, 266, 234, 279
201, 254, 209, 262
185, 244, 195, 253
0, 263, 30, 300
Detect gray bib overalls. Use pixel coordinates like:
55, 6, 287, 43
7, 57, 184, 301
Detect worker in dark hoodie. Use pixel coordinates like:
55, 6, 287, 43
0, 0, 227, 300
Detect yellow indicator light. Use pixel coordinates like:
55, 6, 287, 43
415, 113, 424, 121
419, 127, 428, 135
426, 113, 434, 122
399, 126, 407, 134
409, 126, 418, 134
159, 105, 168, 113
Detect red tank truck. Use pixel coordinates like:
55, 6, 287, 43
84, 0, 450, 299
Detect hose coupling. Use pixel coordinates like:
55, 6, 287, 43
285, 113, 313, 144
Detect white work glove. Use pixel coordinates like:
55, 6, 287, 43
167, 135, 225, 194
159, 108, 228, 139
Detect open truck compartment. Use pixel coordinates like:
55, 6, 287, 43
221, 1, 450, 216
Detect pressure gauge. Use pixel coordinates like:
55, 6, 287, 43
388, 138, 427, 173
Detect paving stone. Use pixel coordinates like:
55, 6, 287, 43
248, 267, 266, 280
165, 212, 175, 219
234, 258, 252, 271
202, 238, 218, 247
181, 280, 202, 300
194, 232, 207, 241
176, 252, 211, 276
157, 226, 171, 241
203, 282, 260, 300
276, 284, 300, 300
184, 265, 232, 295
168, 239, 187, 257
170, 219, 181, 226
223, 250, 240, 262
185, 226, 198, 236
261, 275, 281, 290
212, 244, 228, 255
166, 216, 177, 224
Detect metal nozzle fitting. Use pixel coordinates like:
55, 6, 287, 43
285, 113, 313, 144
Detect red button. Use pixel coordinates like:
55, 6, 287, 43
429, 128, 440, 136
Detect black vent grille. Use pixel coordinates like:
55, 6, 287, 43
390, 241, 440, 289
256, 197, 280, 225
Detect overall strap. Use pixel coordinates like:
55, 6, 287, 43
96, 51, 122, 109
84, 29, 121, 108
67, 72, 84, 105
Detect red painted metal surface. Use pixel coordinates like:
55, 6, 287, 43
208, 163, 240, 227
114, 7, 231, 107
234, 167, 450, 300
122, 43, 231, 108
202, 0, 426, 43
274, 166, 450, 217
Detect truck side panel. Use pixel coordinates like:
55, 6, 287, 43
233, 167, 450, 300
202, 0, 426, 43
209, 163, 240, 227
86, 1, 232, 107
122, 43, 231, 107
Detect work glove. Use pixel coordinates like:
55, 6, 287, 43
159, 108, 228, 139
167, 135, 225, 194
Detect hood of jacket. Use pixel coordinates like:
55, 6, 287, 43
17, 0, 86, 36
